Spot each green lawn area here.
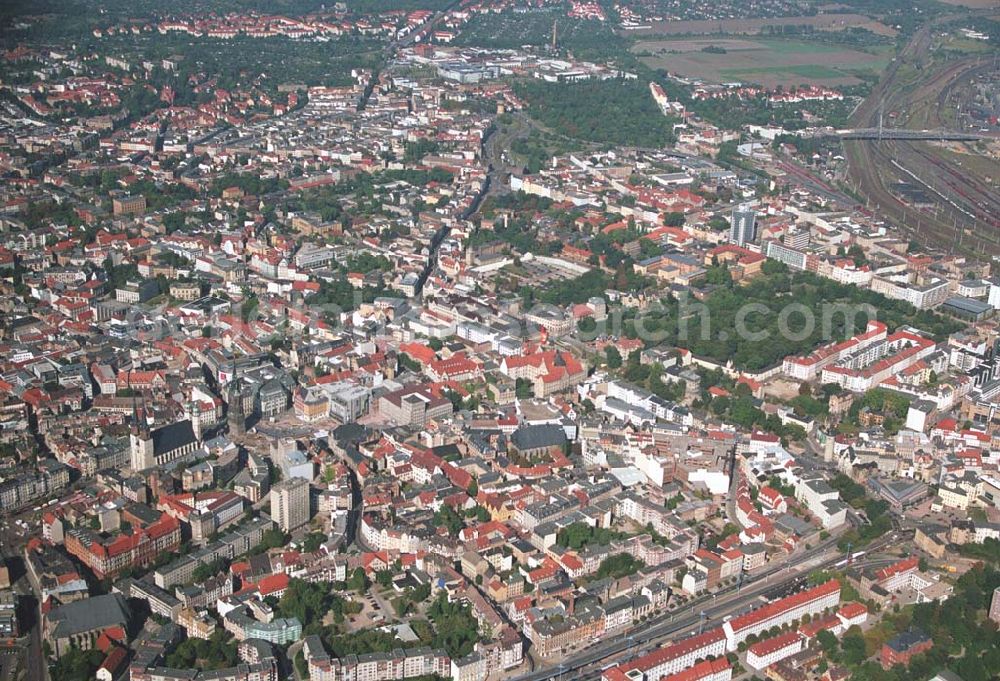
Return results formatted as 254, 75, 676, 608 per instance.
721, 64, 849, 79
636, 37, 892, 86
752, 38, 850, 54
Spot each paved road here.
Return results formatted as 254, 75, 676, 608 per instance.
724, 465, 741, 532
287, 640, 305, 681
22, 596, 42, 681
0, 546, 43, 681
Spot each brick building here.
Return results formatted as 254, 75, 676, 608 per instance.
64, 514, 182, 579
881, 629, 933, 670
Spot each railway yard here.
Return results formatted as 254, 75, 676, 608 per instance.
844, 18, 1000, 257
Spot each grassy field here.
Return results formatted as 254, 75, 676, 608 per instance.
934, 143, 1000, 183
936, 34, 997, 54
632, 38, 893, 87
934, 0, 998, 7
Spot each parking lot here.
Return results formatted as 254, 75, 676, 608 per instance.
336, 590, 391, 630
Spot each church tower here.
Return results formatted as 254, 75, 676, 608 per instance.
130, 395, 155, 471
228, 360, 247, 438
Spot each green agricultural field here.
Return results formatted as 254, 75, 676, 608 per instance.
633, 37, 893, 87
720, 64, 850, 80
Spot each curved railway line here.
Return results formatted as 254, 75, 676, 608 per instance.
844, 18, 999, 256
847, 133, 1000, 256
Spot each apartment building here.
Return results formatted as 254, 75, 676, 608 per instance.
270, 478, 311, 532
0, 459, 70, 511
723, 579, 841, 650
601, 628, 728, 681
526, 602, 605, 657
304, 634, 450, 681
745, 631, 804, 670
871, 275, 950, 310
782, 321, 887, 381
64, 514, 182, 579
820, 330, 937, 393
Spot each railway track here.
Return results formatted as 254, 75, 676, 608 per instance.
844, 40, 1000, 256
845, 133, 998, 256
900, 142, 1000, 221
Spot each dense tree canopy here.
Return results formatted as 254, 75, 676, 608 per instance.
595, 553, 645, 580
164, 631, 239, 670
51, 649, 105, 681
277, 578, 360, 626
624, 267, 964, 372
823, 565, 1000, 681
557, 522, 632, 550
516, 78, 677, 148
426, 593, 480, 658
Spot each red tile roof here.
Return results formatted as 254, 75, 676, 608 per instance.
661, 658, 731, 681
253, 572, 289, 596
728, 579, 840, 635
399, 342, 436, 365
616, 628, 727, 676
748, 630, 802, 657
838, 601, 868, 620
875, 557, 918, 582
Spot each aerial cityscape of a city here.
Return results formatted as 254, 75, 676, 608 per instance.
0, 0, 998, 681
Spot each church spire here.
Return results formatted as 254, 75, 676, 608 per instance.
129, 368, 154, 471
228, 356, 246, 438
138, 395, 151, 438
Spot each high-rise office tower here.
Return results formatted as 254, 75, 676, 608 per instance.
730, 204, 757, 246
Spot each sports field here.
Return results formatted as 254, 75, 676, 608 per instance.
632, 38, 893, 88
